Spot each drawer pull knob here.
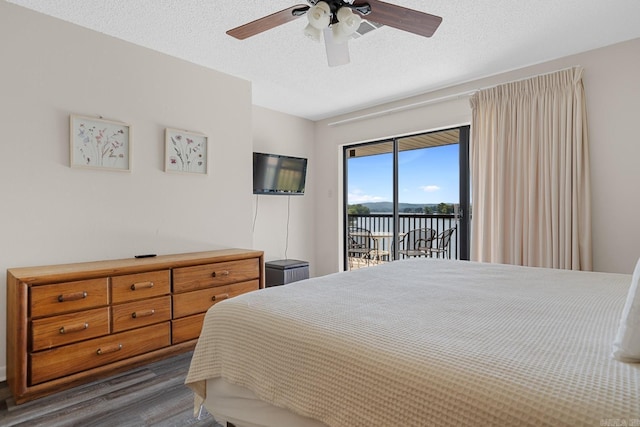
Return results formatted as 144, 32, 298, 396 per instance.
59, 322, 89, 334
130, 281, 154, 291
132, 309, 155, 319
212, 293, 229, 302
212, 270, 230, 278
97, 343, 122, 355
57, 291, 88, 303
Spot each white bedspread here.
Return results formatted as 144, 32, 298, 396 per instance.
186, 259, 640, 426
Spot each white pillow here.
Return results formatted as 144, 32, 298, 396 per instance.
612, 257, 640, 362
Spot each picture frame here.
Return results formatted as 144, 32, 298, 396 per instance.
70, 115, 131, 171
164, 128, 208, 174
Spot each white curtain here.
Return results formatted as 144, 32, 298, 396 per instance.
470, 67, 592, 270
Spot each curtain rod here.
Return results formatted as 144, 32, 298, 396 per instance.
327, 91, 474, 127
327, 66, 579, 127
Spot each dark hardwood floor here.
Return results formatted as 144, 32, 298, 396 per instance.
0, 351, 224, 427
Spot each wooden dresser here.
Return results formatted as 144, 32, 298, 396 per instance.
6, 249, 264, 404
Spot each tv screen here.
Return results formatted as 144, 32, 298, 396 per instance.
253, 152, 307, 195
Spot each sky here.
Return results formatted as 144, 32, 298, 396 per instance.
347, 143, 459, 205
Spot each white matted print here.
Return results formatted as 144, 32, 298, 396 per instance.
70, 115, 131, 171
165, 128, 208, 174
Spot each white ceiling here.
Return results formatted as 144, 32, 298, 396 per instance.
7, 0, 640, 121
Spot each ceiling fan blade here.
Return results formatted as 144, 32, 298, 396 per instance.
323, 28, 350, 67
354, 0, 442, 38
227, 4, 309, 40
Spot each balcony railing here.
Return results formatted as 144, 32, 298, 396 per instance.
347, 213, 459, 266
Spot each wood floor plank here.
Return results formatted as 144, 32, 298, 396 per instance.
3, 368, 156, 414
0, 352, 223, 427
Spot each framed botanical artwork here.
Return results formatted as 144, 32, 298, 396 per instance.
164, 128, 208, 174
70, 115, 131, 171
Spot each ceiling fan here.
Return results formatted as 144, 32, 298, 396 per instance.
226, 0, 442, 67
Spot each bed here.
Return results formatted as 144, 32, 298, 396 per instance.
185, 258, 640, 426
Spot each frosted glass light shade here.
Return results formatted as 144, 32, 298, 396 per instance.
336, 7, 362, 34
304, 23, 322, 42
308, 1, 331, 29
332, 24, 349, 43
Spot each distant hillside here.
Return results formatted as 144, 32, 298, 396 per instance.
361, 202, 437, 213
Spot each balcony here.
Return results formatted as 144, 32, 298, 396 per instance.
347, 213, 459, 269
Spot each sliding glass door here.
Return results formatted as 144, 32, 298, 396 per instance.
344, 126, 470, 270
344, 140, 394, 270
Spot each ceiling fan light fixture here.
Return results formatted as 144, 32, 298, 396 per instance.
307, 1, 331, 29
226, 1, 443, 66
331, 24, 348, 44
304, 23, 322, 42
336, 7, 362, 35
336, 6, 353, 23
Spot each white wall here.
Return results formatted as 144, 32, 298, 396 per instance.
0, 3, 253, 380
251, 106, 316, 273
313, 37, 640, 277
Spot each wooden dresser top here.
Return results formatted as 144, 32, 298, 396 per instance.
7, 248, 264, 285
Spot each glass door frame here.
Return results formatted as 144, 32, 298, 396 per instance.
343, 125, 470, 270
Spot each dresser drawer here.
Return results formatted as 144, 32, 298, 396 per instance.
30, 322, 171, 385
31, 307, 110, 352
173, 280, 259, 318
111, 270, 171, 304
173, 258, 260, 292
30, 278, 109, 318
111, 296, 172, 333
172, 313, 205, 344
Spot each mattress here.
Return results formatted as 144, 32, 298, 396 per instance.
186, 258, 640, 426
204, 377, 328, 427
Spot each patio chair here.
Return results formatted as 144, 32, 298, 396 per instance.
398, 228, 436, 258
347, 227, 375, 269
426, 227, 456, 258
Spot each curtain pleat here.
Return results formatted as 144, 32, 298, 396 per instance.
470, 67, 592, 270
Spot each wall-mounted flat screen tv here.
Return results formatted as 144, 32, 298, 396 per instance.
253, 152, 307, 195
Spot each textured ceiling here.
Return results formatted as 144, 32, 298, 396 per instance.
7, 0, 640, 121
